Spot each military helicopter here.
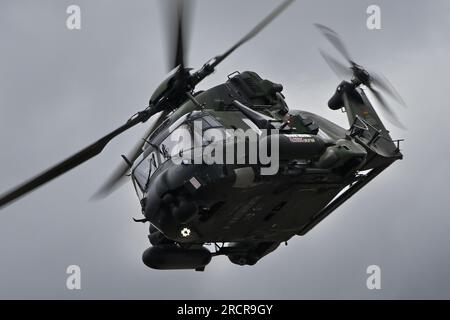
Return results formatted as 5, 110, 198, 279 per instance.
0, 0, 405, 271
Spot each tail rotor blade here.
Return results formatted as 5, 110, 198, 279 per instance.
371, 72, 407, 107
369, 87, 406, 129
315, 23, 407, 130
319, 49, 353, 80
314, 23, 354, 64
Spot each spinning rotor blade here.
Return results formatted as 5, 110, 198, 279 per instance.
206, 0, 295, 70
316, 23, 407, 129
93, 109, 170, 198
318, 49, 353, 80
369, 87, 406, 129
163, 0, 193, 71
314, 23, 354, 65
371, 72, 407, 107
0, 108, 157, 209
173, 1, 185, 70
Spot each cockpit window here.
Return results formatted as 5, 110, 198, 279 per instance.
133, 112, 227, 191
133, 152, 158, 191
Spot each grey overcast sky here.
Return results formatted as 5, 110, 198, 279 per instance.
0, 0, 449, 299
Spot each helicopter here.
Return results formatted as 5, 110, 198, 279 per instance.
0, 0, 405, 271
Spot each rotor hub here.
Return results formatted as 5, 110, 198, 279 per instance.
351, 64, 371, 87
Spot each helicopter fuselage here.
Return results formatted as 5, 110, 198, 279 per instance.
132, 71, 401, 270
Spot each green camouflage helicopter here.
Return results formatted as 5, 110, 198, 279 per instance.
0, 0, 404, 270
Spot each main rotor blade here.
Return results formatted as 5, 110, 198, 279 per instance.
93, 109, 170, 198
369, 87, 406, 129
0, 109, 154, 209
163, 0, 193, 71
210, 0, 295, 69
319, 49, 353, 80
315, 23, 354, 65
173, 0, 185, 70
371, 72, 407, 107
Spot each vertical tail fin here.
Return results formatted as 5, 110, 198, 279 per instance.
330, 82, 403, 166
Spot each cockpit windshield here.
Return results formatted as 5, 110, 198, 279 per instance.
131, 112, 226, 192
